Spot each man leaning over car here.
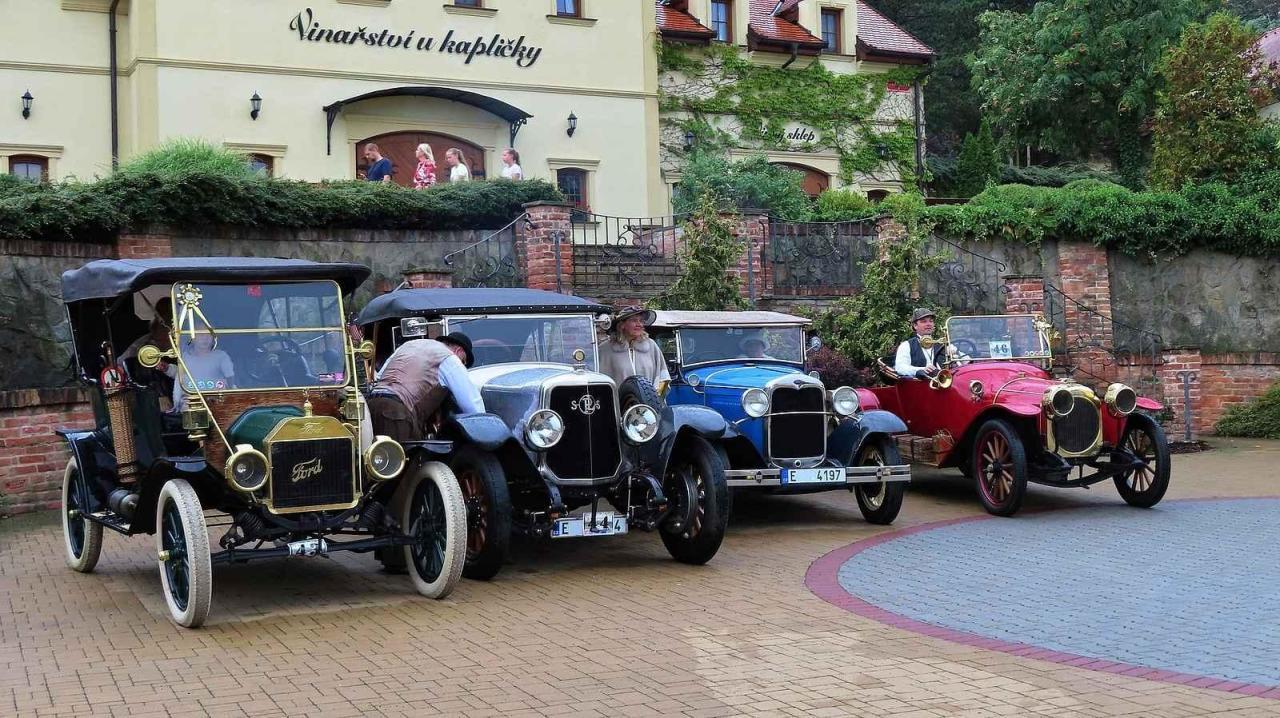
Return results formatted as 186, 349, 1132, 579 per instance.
367, 332, 484, 443
894, 308, 945, 380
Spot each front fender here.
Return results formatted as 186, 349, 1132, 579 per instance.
641, 405, 728, 477
828, 410, 908, 466
445, 413, 514, 451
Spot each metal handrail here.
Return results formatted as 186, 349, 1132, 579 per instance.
442, 213, 531, 267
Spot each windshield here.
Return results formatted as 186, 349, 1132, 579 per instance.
171, 281, 349, 394
945, 315, 1050, 361
444, 315, 599, 370
677, 326, 804, 365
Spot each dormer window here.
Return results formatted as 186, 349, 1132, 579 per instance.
711, 1, 732, 43
821, 8, 842, 53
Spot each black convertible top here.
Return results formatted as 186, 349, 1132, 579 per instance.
61, 257, 372, 303
357, 288, 611, 325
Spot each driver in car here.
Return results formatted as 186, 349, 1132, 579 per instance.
739, 332, 776, 360
173, 329, 236, 410
894, 308, 944, 380
367, 333, 484, 443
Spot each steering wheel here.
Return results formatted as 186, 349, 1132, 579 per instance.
246, 335, 307, 384
952, 339, 979, 358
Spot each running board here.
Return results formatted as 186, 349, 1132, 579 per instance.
86, 510, 132, 535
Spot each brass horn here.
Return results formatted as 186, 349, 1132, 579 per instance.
929, 368, 954, 390
918, 334, 943, 349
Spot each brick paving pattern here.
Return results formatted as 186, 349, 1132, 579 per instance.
1, 438, 1278, 716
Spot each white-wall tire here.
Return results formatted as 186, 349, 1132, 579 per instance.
155, 479, 213, 628
400, 461, 467, 599
62, 458, 103, 573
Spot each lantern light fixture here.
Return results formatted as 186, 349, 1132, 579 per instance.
21, 91, 33, 120
566, 112, 577, 137
250, 92, 262, 121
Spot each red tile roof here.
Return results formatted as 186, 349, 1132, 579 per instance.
855, 1, 934, 59
749, 0, 824, 48
656, 1, 715, 39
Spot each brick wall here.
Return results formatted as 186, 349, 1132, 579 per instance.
1003, 275, 1045, 314
116, 230, 173, 259
402, 267, 454, 289
520, 202, 573, 293
1057, 242, 1117, 384
727, 212, 767, 301
1200, 352, 1280, 433
0, 388, 92, 516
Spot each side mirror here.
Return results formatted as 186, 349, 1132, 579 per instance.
807, 336, 823, 352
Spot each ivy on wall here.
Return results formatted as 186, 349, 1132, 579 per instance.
657, 41, 923, 185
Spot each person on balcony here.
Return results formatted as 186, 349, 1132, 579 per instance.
500, 148, 523, 180
362, 143, 393, 183
894, 308, 944, 380
600, 306, 670, 393
445, 148, 471, 183
412, 144, 437, 189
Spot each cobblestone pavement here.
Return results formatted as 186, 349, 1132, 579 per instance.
1, 438, 1278, 717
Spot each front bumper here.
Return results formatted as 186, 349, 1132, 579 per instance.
725, 463, 911, 488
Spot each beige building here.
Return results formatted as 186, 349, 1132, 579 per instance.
1, 0, 929, 217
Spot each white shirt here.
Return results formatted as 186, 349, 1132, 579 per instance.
500, 163, 523, 180
450, 164, 470, 182
894, 335, 936, 378
174, 349, 235, 409
375, 348, 485, 416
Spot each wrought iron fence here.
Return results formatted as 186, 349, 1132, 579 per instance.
442, 213, 528, 288
919, 235, 1009, 315
569, 211, 688, 301
767, 218, 878, 295
1043, 283, 1164, 399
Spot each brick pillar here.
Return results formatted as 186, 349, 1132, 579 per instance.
117, 228, 173, 259
520, 201, 573, 294
722, 210, 767, 303
1057, 242, 1116, 383
1003, 275, 1045, 314
402, 266, 455, 289
0, 388, 94, 516
1159, 347, 1202, 441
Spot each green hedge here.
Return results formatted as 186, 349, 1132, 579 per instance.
1215, 382, 1280, 439
927, 171, 1280, 258
0, 168, 563, 243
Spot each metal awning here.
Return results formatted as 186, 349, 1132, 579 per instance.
322, 86, 534, 154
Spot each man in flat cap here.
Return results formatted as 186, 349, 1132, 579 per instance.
367, 332, 483, 443
894, 308, 944, 380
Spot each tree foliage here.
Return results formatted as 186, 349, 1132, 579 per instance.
955, 119, 1002, 197
1151, 13, 1279, 189
652, 194, 749, 312
971, 0, 1214, 185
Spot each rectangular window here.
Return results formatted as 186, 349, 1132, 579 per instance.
821, 9, 841, 52
9, 155, 47, 183
710, 1, 732, 43
556, 0, 579, 17
454, 0, 481, 6
556, 168, 588, 210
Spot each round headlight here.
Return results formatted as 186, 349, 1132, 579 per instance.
224, 444, 268, 493
365, 436, 406, 481
525, 409, 565, 450
1044, 386, 1075, 417
830, 386, 860, 417
622, 404, 660, 444
742, 388, 770, 418
1105, 383, 1138, 415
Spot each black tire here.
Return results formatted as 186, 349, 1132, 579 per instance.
660, 436, 730, 565
1113, 414, 1171, 508
450, 446, 513, 580
619, 376, 666, 412
853, 437, 906, 525
971, 419, 1028, 517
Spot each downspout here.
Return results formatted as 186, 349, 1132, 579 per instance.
109, 0, 122, 169
780, 42, 800, 69
912, 68, 930, 194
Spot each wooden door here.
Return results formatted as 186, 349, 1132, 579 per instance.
355, 132, 486, 187
775, 162, 830, 197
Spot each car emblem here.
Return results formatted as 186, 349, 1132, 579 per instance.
290, 457, 323, 483
571, 394, 600, 415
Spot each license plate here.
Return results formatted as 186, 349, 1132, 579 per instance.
287, 538, 326, 557
781, 467, 846, 485
551, 512, 628, 539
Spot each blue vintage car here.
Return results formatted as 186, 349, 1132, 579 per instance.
647, 311, 911, 524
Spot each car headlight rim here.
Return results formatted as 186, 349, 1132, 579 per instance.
1044, 386, 1075, 417
622, 403, 660, 444
741, 388, 770, 419
1105, 383, 1138, 416
224, 444, 269, 493
364, 435, 406, 481
525, 409, 565, 450
830, 386, 860, 417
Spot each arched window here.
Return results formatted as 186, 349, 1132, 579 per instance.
9, 155, 48, 183
247, 154, 273, 177
773, 162, 829, 198
867, 189, 890, 203
556, 168, 589, 209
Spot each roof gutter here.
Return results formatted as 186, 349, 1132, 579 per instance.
108, 0, 121, 170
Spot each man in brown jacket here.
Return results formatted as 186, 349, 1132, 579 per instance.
367, 333, 483, 443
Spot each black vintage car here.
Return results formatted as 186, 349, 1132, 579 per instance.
58, 258, 468, 627
356, 288, 733, 578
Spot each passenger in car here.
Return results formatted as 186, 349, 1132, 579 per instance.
173, 330, 236, 409
367, 333, 484, 443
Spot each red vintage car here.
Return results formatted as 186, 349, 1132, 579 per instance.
866, 314, 1170, 516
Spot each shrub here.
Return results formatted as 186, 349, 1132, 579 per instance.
118, 138, 259, 178
955, 119, 1001, 197
814, 188, 876, 221
806, 346, 877, 387
673, 154, 812, 220
651, 193, 749, 311
1215, 382, 1280, 439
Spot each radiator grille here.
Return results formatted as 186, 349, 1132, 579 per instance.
546, 384, 621, 480
268, 437, 356, 512
1053, 401, 1101, 455
769, 386, 826, 460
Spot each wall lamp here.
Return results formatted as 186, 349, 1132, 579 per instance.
566, 112, 577, 137
250, 92, 262, 121
21, 91, 33, 120
683, 129, 696, 151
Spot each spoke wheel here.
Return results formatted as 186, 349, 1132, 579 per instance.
155, 479, 212, 628
450, 446, 511, 581
400, 461, 466, 599
854, 437, 906, 525
972, 419, 1028, 517
660, 436, 730, 565
1113, 414, 1171, 508
61, 459, 102, 573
